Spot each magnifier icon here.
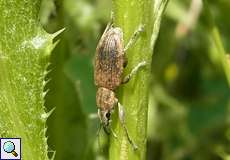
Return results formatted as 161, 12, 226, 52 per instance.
3, 141, 18, 157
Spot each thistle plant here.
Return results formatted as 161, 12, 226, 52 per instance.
0, 1, 63, 159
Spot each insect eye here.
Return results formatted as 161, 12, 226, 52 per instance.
105, 112, 111, 118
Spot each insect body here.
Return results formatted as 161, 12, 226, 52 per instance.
94, 22, 146, 149
95, 26, 125, 90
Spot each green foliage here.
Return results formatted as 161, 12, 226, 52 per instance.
1, 0, 230, 159
43, 0, 108, 159
149, 0, 230, 159
0, 0, 60, 159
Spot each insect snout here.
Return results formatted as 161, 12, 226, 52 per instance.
99, 109, 112, 134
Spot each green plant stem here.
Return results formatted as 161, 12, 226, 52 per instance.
211, 27, 230, 86
110, 0, 168, 159
0, 1, 59, 159
203, 0, 230, 87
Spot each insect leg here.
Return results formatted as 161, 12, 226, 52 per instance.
96, 118, 103, 152
101, 22, 113, 38
124, 24, 145, 52
97, 123, 102, 136
118, 102, 138, 150
122, 61, 147, 84
110, 11, 115, 22
109, 109, 118, 138
96, 109, 103, 136
110, 125, 118, 138
101, 11, 115, 37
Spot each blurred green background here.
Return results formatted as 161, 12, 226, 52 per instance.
40, 0, 230, 159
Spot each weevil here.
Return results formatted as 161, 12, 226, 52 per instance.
94, 21, 146, 149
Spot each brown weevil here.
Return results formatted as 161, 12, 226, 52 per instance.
94, 20, 146, 150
